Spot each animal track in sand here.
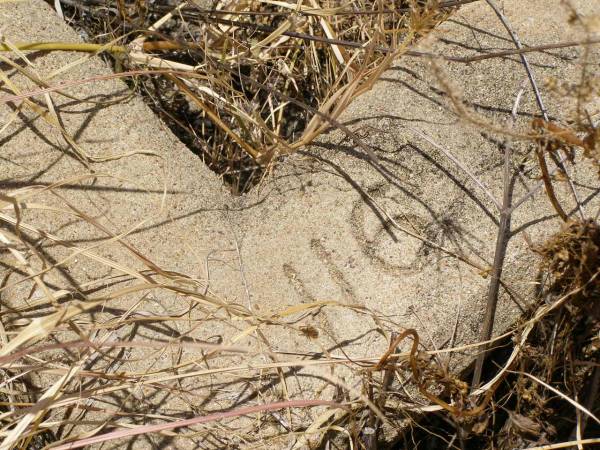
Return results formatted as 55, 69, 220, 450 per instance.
351, 183, 432, 276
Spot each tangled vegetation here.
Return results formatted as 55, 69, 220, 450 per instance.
58, 0, 452, 192
0, 0, 598, 449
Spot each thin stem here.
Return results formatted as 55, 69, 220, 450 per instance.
471, 143, 512, 388
508, 152, 571, 215
484, 0, 586, 220
471, 0, 590, 388
438, 37, 600, 63
484, 0, 548, 119
0, 42, 127, 53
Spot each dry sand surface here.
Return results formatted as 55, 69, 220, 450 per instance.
1, 0, 599, 447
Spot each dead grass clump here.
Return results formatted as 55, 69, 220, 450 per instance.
0, 191, 337, 448
381, 219, 600, 449
539, 218, 600, 300
500, 219, 600, 448
369, 2, 600, 445
2, 0, 599, 448
59, 0, 451, 192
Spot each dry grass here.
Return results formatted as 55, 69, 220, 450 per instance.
52, 0, 453, 192
0, 0, 599, 449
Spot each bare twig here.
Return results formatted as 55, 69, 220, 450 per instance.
471, 142, 513, 388
484, 0, 586, 220
365, 331, 400, 450
470, 0, 590, 389
439, 37, 600, 63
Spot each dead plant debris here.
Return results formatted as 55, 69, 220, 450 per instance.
57, 0, 451, 193
1, 1, 598, 449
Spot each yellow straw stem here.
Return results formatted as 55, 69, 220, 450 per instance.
0, 42, 127, 54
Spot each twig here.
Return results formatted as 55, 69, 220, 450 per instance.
471, 0, 589, 389
484, 0, 586, 220
525, 439, 600, 450
365, 332, 400, 450
438, 37, 600, 63
511, 78, 528, 120
471, 142, 512, 389
0, 41, 127, 53
516, 371, 600, 425
484, 0, 548, 118
378, 333, 401, 411
536, 145, 569, 221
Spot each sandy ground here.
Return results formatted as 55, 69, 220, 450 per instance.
0, 0, 598, 447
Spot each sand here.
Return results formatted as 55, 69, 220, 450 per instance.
0, 0, 598, 447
